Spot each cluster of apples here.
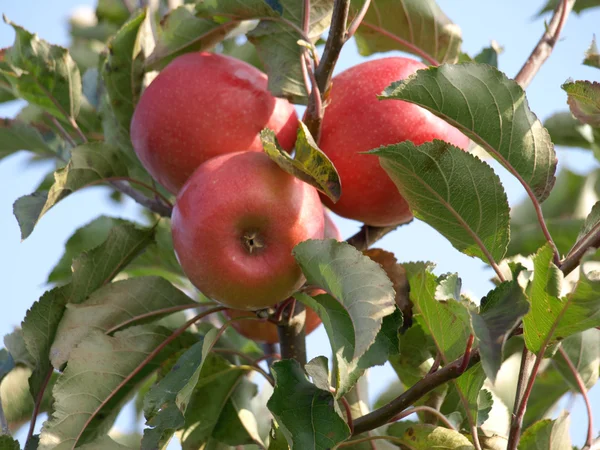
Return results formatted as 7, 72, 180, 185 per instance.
130, 52, 468, 342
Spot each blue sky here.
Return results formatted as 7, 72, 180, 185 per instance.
0, 0, 599, 447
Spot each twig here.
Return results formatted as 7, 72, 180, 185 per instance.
558, 346, 594, 449
339, 396, 355, 434
346, 224, 402, 251
109, 180, 173, 217
458, 335, 475, 374
427, 352, 442, 375
346, 0, 371, 40
102, 177, 173, 209
560, 222, 600, 276
352, 349, 480, 435
514, 0, 575, 89
105, 302, 208, 334
25, 369, 53, 445
389, 405, 456, 431
337, 435, 407, 448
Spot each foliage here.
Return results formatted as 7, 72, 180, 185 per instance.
1, 0, 600, 449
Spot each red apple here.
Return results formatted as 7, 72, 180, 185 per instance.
324, 210, 342, 240
131, 52, 298, 194
223, 303, 322, 344
319, 57, 470, 226
172, 151, 324, 310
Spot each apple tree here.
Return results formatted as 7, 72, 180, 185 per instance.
1, 0, 600, 449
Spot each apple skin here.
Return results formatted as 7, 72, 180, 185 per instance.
171, 151, 324, 310
131, 52, 298, 194
319, 57, 470, 226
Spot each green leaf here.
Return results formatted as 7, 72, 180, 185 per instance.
387, 423, 474, 449
142, 330, 219, 449
537, 0, 600, 15
3, 329, 35, 368
50, 276, 196, 368
145, 5, 238, 70
0, 120, 56, 162
584, 36, 600, 69
0, 436, 20, 450
96, 0, 130, 26
380, 63, 557, 203
441, 363, 491, 429
179, 354, 263, 449
522, 366, 569, 430
406, 263, 472, 364
268, 421, 290, 450
77, 435, 135, 450
267, 360, 351, 449
553, 329, 600, 390
13, 143, 129, 240
577, 200, 600, 242
195, 0, 333, 103
471, 277, 529, 382
563, 80, 600, 127
293, 240, 396, 361
0, 366, 56, 434
21, 222, 154, 400
261, 124, 341, 202
0, 349, 14, 384
518, 412, 572, 450
39, 325, 178, 450
350, 0, 462, 64
373, 140, 510, 263
390, 321, 438, 389
2, 17, 81, 121
544, 112, 597, 150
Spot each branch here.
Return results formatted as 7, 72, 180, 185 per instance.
352, 349, 480, 436
558, 346, 594, 449
514, 0, 575, 88
390, 405, 456, 431
560, 222, 600, 276
109, 180, 173, 217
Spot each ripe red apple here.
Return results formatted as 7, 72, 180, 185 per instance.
131, 52, 298, 194
319, 57, 470, 226
324, 210, 342, 241
172, 151, 324, 310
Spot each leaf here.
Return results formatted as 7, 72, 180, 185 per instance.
563, 80, 600, 127
195, 0, 333, 103
2, 17, 81, 121
350, 0, 462, 64
261, 124, 341, 202
577, 200, 600, 242
0, 366, 56, 433
267, 360, 351, 449
373, 140, 510, 264
179, 354, 263, 449
522, 366, 569, 430
0, 120, 56, 161
0, 436, 20, 450
471, 277, 529, 382
441, 363, 491, 429
3, 329, 35, 368
13, 143, 129, 239
543, 112, 596, 151
293, 240, 396, 361
405, 263, 472, 364
537, 0, 600, 16
380, 63, 557, 203
524, 246, 600, 352
50, 276, 196, 368
21, 222, 154, 399
103, 10, 148, 134
96, 0, 130, 26
77, 436, 135, 450
39, 325, 179, 450
518, 412, 572, 450
305, 356, 331, 392
145, 5, 239, 70
584, 36, 600, 69
553, 329, 600, 390
387, 423, 474, 449
0, 349, 14, 383
142, 330, 219, 449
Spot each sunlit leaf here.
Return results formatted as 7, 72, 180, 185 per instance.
519, 412, 572, 450
584, 36, 600, 69
563, 80, 600, 127
381, 63, 556, 203
553, 329, 600, 390
387, 422, 474, 449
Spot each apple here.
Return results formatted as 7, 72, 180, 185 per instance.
223, 303, 322, 344
319, 57, 470, 226
222, 211, 342, 342
171, 151, 324, 310
131, 52, 298, 194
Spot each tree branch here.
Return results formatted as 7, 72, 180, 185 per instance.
514, 0, 575, 88
352, 349, 480, 436
109, 180, 173, 217
560, 222, 600, 276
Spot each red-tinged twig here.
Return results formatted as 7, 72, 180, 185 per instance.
427, 352, 442, 375
459, 335, 475, 374
25, 369, 53, 445
105, 302, 211, 335
514, 0, 575, 89
558, 346, 594, 449
561, 222, 600, 276
255, 352, 281, 364
101, 177, 173, 209
340, 396, 355, 435
72, 306, 226, 448
345, 0, 371, 40
389, 405, 457, 431
357, 22, 440, 66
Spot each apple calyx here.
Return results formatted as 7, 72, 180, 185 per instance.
242, 229, 266, 254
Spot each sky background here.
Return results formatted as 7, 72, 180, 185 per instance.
0, 0, 599, 447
